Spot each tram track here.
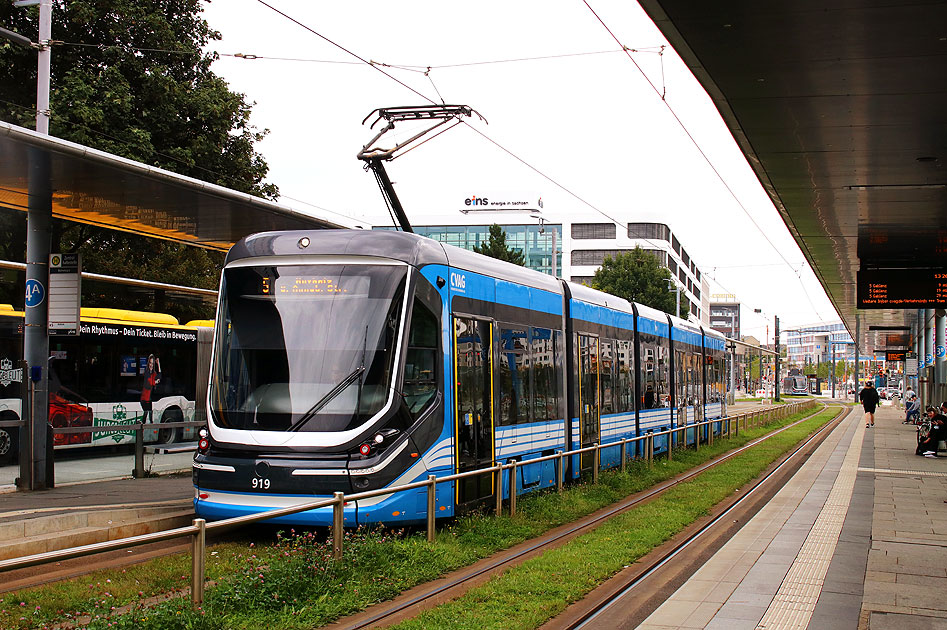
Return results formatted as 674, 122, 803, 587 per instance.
329, 403, 842, 630
548, 403, 851, 630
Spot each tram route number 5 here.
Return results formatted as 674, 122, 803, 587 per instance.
252, 477, 271, 490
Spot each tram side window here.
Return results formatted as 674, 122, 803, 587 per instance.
707, 348, 725, 402
600, 339, 614, 415
530, 327, 558, 423
639, 332, 669, 408
615, 339, 634, 413
498, 326, 530, 425
675, 348, 688, 406
403, 299, 439, 417
688, 349, 701, 404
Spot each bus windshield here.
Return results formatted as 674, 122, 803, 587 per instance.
210, 263, 407, 433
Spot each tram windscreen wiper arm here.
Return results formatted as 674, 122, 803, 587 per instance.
287, 365, 366, 432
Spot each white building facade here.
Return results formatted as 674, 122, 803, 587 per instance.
375, 217, 710, 325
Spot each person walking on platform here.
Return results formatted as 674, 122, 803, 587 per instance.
859, 380, 880, 428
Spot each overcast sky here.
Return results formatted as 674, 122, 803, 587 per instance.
200, 0, 839, 341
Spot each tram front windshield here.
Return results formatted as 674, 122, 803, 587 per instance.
210, 264, 407, 433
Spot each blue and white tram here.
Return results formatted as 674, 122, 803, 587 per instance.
193, 230, 727, 526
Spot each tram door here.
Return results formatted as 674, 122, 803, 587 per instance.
454, 317, 495, 505
577, 334, 601, 471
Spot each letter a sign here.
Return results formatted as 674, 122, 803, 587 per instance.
25, 278, 45, 308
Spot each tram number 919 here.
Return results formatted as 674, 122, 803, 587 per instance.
251, 477, 271, 490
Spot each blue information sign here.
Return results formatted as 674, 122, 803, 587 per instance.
937, 345, 946, 359
24, 278, 45, 307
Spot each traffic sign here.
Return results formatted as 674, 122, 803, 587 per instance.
24, 278, 45, 307
48, 253, 81, 335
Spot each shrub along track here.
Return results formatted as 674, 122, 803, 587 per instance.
329, 403, 843, 630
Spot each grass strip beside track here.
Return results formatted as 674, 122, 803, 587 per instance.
393, 408, 839, 630
0, 404, 827, 629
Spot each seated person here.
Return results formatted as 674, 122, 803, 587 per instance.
917, 408, 947, 457
904, 395, 921, 424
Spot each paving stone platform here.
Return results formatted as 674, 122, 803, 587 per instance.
637, 402, 947, 630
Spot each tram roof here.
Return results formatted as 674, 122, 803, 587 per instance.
0, 121, 345, 251
638, 0, 947, 354
229, 229, 565, 293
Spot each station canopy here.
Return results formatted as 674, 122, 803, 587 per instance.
0, 121, 345, 251
639, 1, 947, 355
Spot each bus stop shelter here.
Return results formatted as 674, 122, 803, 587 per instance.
0, 121, 346, 489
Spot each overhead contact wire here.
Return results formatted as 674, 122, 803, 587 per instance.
582, 1, 827, 321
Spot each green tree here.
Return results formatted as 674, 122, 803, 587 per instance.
591, 247, 676, 315
0, 1, 277, 320
473, 224, 526, 266
0, 0, 277, 199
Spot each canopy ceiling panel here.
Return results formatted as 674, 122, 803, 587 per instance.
638, 0, 947, 353
0, 122, 344, 251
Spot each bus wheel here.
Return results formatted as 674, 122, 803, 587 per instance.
0, 427, 16, 465
158, 409, 182, 445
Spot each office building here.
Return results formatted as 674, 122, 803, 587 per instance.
374, 220, 709, 324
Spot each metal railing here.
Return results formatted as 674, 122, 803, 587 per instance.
52, 421, 206, 478
0, 400, 815, 608
3, 417, 205, 479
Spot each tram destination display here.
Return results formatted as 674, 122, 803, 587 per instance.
857, 269, 947, 308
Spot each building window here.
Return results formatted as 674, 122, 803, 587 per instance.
668, 259, 677, 274
695, 269, 701, 282
627, 223, 670, 242
572, 223, 616, 240
671, 235, 681, 254
571, 249, 625, 266
679, 269, 686, 283
681, 249, 690, 266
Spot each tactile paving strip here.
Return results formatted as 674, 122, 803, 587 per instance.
755, 420, 864, 630
857, 467, 947, 477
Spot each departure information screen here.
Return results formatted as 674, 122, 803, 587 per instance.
886, 350, 907, 362
857, 269, 947, 308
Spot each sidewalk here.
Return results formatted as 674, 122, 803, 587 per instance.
636, 404, 947, 629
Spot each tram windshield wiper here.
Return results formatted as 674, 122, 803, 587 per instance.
287, 365, 366, 432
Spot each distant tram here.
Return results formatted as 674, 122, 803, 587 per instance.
0, 306, 212, 463
193, 230, 727, 526
782, 372, 808, 396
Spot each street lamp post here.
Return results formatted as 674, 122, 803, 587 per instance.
667, 280, 681, 319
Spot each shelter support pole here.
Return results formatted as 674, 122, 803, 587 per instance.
22, 0, 53, 491
24, 149, 51, 491
854, 314, 860, 398
936, 310, 945, 404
